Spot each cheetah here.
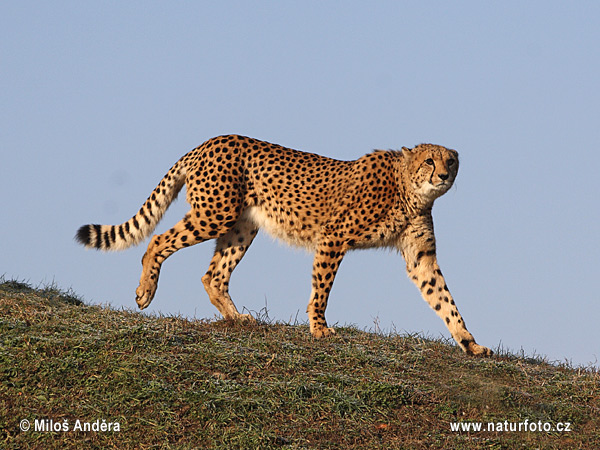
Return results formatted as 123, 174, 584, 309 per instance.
76, 134, 491, 356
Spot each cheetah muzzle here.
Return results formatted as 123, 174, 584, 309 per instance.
76, 135, 492, 356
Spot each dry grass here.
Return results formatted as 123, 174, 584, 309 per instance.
1, 278, 598, 449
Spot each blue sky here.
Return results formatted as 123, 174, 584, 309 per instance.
2, 1, 599, 367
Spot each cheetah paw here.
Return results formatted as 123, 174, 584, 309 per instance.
237, 313, 256, 324
466, 342, 493, 357
311, 326, 336, 339
135, 284, 156, 310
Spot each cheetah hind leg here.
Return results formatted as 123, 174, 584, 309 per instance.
136, 213, 206, 309
201, 219, 258, 323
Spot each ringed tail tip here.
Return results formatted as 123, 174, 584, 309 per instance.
75, 224, 100, 249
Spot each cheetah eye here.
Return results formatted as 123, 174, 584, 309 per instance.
425, 158, 434, 166
447, 158, 455, 166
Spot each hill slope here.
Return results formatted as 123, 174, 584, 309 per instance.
0, 279, 598, 449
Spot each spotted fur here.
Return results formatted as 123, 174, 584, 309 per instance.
76, 134, 491, 356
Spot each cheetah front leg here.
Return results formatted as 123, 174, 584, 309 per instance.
306, 241, 347, 338
400, 224, 492, 356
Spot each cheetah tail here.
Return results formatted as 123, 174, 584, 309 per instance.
75, 159, 187, 251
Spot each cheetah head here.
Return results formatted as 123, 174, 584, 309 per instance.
405, 144, 459, 201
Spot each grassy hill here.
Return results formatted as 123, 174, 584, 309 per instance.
1, 279, 598, 449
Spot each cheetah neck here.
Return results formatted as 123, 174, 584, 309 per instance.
393, 160, 434, 218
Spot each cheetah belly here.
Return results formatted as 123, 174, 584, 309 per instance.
244, 206, 318, 251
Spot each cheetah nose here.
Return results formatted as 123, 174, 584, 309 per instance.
439, 173, 449, 181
